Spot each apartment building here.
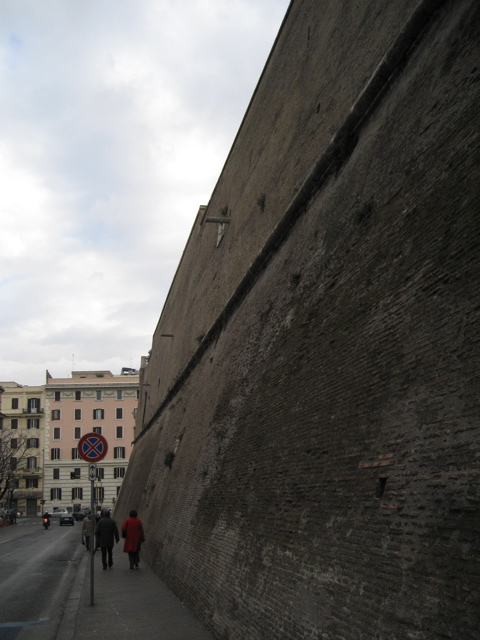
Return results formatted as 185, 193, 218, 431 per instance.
43, 370, 139, 514
0, 381, 45, 516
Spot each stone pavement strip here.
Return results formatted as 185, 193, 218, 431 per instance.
57, 544, 215, 640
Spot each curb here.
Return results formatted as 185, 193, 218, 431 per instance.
55, 548, 88, 640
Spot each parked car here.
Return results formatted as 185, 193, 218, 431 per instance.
73, 508, 90, 521
59, 513, 75, 526
51, 509, 69, 518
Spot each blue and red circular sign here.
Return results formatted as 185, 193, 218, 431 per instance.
78, 433, 108, 462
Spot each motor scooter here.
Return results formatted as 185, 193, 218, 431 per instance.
43, 516, 50, 530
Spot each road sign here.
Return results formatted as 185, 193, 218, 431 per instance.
78, 433, 108, 462
89, 463, 97, 481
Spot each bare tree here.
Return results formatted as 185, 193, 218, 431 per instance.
0, 429, 32, 504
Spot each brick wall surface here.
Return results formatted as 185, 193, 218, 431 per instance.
143, 0, 420, 419
117, 1, 480, 638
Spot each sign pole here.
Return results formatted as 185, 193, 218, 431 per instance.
89, 463, 97, 606
77, 434, 108, 608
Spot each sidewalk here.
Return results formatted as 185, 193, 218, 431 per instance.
57, 543, 215, 640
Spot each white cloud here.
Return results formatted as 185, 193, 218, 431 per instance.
0, 0, 290, 385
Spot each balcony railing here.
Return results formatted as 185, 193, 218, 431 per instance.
22, 408, 44, 415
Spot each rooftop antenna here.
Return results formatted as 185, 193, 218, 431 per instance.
72, 354, 75, 374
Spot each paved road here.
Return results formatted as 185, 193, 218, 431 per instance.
0, 517, 82, 640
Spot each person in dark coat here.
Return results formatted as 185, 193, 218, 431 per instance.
121, 510, 145, 569
95, 511, 119, 569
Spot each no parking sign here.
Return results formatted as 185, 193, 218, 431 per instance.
78, 433, 108, 462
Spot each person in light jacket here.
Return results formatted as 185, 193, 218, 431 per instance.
121, 509, 145, 569
81, 513, 92, 551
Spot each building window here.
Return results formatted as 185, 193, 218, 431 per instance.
116, 390, 123, 400
53, 468, 60, 479
51, 409, 61, 421
74, 409, 82, 421
116, 486, 121, 496
11, 439, 18, 449
93, 426, 102, 435
72, 448, 80, 460
27, 438, 39, 448
96, 467, 105, 480
72, 487, 83, 500
11, 398, 19, 409
54, 391, 61, 401
73, 427, 81, 440
27, 456, 37, 469
10, 458, 17, 470
11, 419, 18, 429
114, 467, 125, 479
114, 447, 125, 459
51, 448, 61, 460
115, 408, 123, 420
53, 427, 61, 440
27, 398, 40, 413
27, 418, 40, 429
51, 488, 62, 500
96, 390, 102, 401
75, 390, 81, 401
93, 409, 104, 420
26, 478, 38, 488
116, 426, 123, 439
94, 487, 104, 501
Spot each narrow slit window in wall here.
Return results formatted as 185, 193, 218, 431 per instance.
376, 477, 387, 499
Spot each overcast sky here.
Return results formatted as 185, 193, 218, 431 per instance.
0, 0, 290, 386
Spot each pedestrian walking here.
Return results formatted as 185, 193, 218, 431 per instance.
94, 510, 102, 550
121, 510, 145, 570
81, 513, 92, 551
95, 510, 119, 569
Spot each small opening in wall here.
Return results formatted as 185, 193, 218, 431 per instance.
376, 477, 387, 499
164, 451, 175, 468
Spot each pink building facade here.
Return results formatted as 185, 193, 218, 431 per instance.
43, 370, 139, 513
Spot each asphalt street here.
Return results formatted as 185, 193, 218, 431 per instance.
0, 517, 82, 640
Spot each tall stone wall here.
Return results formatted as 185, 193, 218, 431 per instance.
116, 1, 480, 638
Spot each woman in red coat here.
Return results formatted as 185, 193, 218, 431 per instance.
121, 509, 145, 569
